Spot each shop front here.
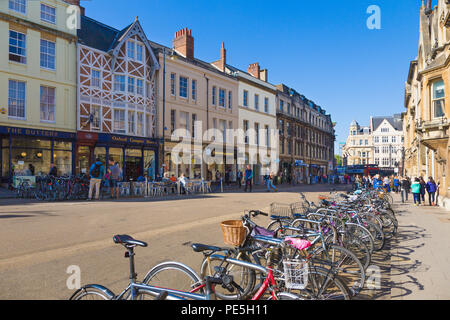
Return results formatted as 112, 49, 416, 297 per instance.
0, 125, 76, 186
75, 131, 159, 182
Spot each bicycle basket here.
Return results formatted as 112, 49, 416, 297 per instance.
270, 202, 293, 218
283, 259, 309, 290
290, 202, 308, 215
220, 220, 246, 247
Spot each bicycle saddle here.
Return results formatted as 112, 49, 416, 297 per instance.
113, 234, 148, 247
191, 243, 223, 253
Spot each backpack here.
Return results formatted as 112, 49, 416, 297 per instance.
91, 163, 101, 178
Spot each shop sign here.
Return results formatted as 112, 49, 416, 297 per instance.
98, 133, 158, 148
0, 126, 76, 139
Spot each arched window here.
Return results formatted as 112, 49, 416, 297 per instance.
432, 80, 445, 118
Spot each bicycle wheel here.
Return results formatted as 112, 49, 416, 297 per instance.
70, 286, 113, 300
308, 244, 365, 297
343, 223, 374, 254
363, 221, 385, 251
340, 234, 371, 270
200, 252, 256, 300
293, 266, 351, 300
143, 262, 203, 299
378, 211, 398, 239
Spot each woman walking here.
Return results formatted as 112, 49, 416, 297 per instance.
426, 177, 437, 206
411, 178, 422, 206
419, 177, 427, 206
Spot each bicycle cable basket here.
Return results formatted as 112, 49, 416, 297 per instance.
270, 202, 293, 218
282, 259, 309, 290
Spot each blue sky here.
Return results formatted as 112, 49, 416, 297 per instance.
81, 0, 421, 153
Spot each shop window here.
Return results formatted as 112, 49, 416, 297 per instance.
144, 150, 156, 179
94, 147, 107, 166
53, 150, 72, 176
108, 148, 123, 174
77, 146, 90, 174
11, 148, 51, 176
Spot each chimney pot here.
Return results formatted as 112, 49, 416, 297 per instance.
173, 27, 194, 60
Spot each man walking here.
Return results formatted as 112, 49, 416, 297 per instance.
244, 165, 253, 192
109, 159, 122, 199
88, 158, 105, 201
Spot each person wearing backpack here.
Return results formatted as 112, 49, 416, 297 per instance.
411, 178, 421, 206
88, 158, 105, 200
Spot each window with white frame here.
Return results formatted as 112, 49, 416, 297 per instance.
243, 90, 248, 107
113, 109, 126, 133
179, 111, 189, 132
264, 97, 269, 113
255, 122, 260, 145
91, 69, 101, 88
114, 75, 126, 92
40, 86, 55, 122
212, 86, 217, 105
192, 80, 197, 101
228, 91, 232, 109
9, 30, 26, 64
219, 89, 225, 107
136, 79, 144, 96
137, 112, 144, 136
179, 76, 188, 98
254, 94, 259, 111
170, 73, 176, 95
40, 4, 56, 24
374, 136, 379, 143
136, 43, 144, 62
127, 41, 135, 59
91, 105, 101, 130
40, 39, 56, 70
8, 80, 26, 119
128, 77, 135, 94
265, 125, 270, 147
432, 80, 445, 118
192, 114, 197, 138
128, 111, 135, 134
9, 0, 26, 14
146, 114, 151, 137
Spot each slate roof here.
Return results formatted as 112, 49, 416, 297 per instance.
371, 115, 403, 132
77, 15, 121, 52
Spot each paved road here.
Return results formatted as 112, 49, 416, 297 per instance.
0, 184, 348, 299
2, 185, 449, 300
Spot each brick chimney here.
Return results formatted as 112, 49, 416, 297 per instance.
173, 28, 194, 60
260, 69, 268, 82
248, 63, 260, 79
65, 0, 85, 15
212, 42, 226, 72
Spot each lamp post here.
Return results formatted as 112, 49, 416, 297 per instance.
161, 47, 166, 176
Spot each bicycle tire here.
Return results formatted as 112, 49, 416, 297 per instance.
307, 244, 365, 297
363, 220, 385, 251
200, 252, 256, 300
142, 261, 203, 299
343, 223, 375, 254
288, 265, 351, 300
69, 285, 114, 300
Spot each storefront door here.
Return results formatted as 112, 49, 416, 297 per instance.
125, 148, 142, 181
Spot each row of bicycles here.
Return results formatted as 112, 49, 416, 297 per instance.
16, 175, 90, 201
70, 188, 397, 300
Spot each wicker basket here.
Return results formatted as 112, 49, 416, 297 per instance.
220, 220, 246, 247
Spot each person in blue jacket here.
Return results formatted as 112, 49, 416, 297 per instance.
426, 177, 437, 206
88, 158, 105, 200
244, 165, 253, 192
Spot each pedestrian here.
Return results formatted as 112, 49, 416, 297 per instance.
237, 169, 243, 189
419, 176, 426, 205
49, 163, 58, 177
109, 159, 122, 199
411, 178, 422, 206
88, 158, 105, 201
178, 173, 187, 194
393, 176, 400, 193
426, 176, 437, 206
28, 163, 35, 176
383, 176, 390, 192
266, 171, 278, 192
244, 165, 253, 192
400, 176, 410, 203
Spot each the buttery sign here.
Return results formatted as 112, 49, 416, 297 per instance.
0, 125, 76, 139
